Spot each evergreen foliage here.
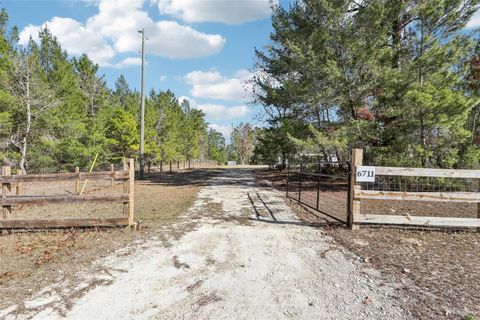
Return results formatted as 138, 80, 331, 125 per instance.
252, 0, 480, 168
0, 8, 226, 172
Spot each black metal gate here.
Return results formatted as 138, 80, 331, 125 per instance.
286, 161, 351, 224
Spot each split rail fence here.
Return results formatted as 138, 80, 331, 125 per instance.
0, 159, 134, 229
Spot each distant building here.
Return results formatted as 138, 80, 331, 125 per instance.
227, 161, 237, 166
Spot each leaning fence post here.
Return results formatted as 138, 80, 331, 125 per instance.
2, 166, 11, 220
75, 167, 80, 194
348, 149, 363, 229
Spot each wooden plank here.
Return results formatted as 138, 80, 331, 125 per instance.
355, 213, 480, 228
0, 217, 129, 229
0, 171, 129, 183
1, 194, 129, 206
349, 149, 363, 229
355, 190, 480, 203
374, 166, 480, 179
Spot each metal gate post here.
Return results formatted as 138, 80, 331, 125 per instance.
347, 162, 353, 228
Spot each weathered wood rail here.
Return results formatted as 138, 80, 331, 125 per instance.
349, 149, 480, 228
0, 158, 135, 229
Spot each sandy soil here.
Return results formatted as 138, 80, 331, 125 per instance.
1, 169, 411, 320
256, 168, 480, 319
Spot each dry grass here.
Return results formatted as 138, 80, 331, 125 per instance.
0, 169, 219, 310
255, 168, 480, 320
326, 227, 480, 320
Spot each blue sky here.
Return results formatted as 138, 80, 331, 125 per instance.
1, 0, 291, 140
5, 0, 480, 141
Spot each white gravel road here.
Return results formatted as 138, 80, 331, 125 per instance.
1, 169, 412, 320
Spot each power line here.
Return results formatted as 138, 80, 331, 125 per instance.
138, 29, 146, 179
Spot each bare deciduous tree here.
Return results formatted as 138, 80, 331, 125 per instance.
7, 48, 59, 173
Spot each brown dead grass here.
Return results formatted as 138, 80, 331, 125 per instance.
255, 168, 480, 320
0, 169, 219, 310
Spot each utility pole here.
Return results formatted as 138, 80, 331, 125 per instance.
138, 29, 146, 179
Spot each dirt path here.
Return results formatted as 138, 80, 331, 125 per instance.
1, 169, 412, 320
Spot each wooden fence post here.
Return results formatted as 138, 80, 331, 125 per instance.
2, 166, 11, 220
348, 149, 363, 229
16, 169, 22, 195
169, 160, 172, 173
75, 167, 80, 194
110, 163, 115, 186
123, 159, 128, 218
127, 158, 135, 226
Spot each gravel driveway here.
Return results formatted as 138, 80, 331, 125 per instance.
2, 169, 412, 320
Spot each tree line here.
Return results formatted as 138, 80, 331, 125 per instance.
252, 0, 480, 169
0, 9, 228, 173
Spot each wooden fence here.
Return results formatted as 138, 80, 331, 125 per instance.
149, 159, 219, 174
349, 149, 480, 228
0, 159, 134, 229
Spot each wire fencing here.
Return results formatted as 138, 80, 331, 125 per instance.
286, 162, 351, 224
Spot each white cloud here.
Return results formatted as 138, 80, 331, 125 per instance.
209, 124, 232, 140
18, 0, 225, 67
185, 70, 223, 85
196, 104, 249, 120
466, 10, 480, 29
184, 69, 253, 101
157, 0, 275, 24
87, 0, 225, 59
179, 96, 249, 120
111, 57, 142, 69
19, 17, 116, 66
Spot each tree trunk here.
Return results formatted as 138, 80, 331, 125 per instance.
420, 114, 427, 167
20, 71, 31, 175
391, 17, 402, 69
